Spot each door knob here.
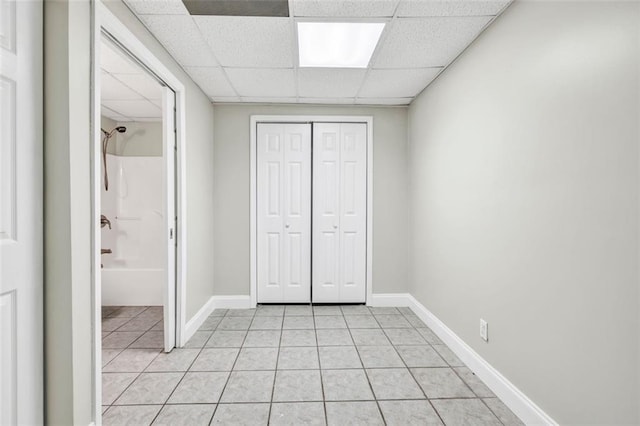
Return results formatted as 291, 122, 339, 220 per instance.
333, 224, 338, 229
285, 223, 290, 228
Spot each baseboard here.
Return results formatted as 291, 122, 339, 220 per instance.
211, 295, 252, 309
368, 293, 411, 307
181, 296, 216, 346
181, 295, 252, 346
406, 294, 557, 425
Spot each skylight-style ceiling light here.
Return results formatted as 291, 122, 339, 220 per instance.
297, 22, 385, 68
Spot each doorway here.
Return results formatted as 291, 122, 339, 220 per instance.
92, 3, 188, 421
250, 116, 374, 307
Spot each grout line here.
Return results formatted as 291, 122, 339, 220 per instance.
344, 312, 387, 425
266, 307, 285, 424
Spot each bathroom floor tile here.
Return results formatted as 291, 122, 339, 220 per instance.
153, 404, 216, 426
145, 349, 200, 372
269, 402, 326, 426
220, 371, 275, 403
190, 348, 239, 371
211, 403, 270, 425
101, 305, 520, 426
242, 330, 281, 347
357, 345, 404, 368
234, 347, 278, 370
272, 370, 323, 402
366, 368, 424, 399
325, 402, 383, 426
431, 399, 502, 426
280, 329, 317, 346
411, 367, 475, 398
167, 372, 228, 404
378, 400, 443, 425
114, 372, 182, 405
102, 405, 161, 426
206, 330, 246, 347
321, 369, 374, 401
318, 346, 362, 369
277, 347, 319, 370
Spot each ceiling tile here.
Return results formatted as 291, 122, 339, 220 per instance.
194, 16, 293, 67
102, 100, 162, 119
397, 0, 510, 17
139, 15, 219, 67
298, 68, 366, 98
112, 72, 163, 100
358, 68, 441, 98
101, 72, 142, 101
123, 0, 188, 15
240, 97, 298, 103
184, 67, 237, 97
226, 68, 296, 97
372, 16, 492, 68
101, 43, 140, 74
292, 0, 399, 17
355, 97, 413, 105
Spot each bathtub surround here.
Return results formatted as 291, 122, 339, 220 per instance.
101, 154, 164, 305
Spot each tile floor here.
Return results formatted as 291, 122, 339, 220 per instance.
101, 305, 524, 426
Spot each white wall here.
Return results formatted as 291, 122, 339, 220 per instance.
407, 1, 640, 424
44, 1, 93, 423
212, 104, 408, 297
108, 121, 163, 156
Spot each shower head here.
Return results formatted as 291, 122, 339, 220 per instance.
101, 126, 127, 137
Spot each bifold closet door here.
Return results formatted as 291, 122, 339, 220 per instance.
257, 123, 311, 303
313, 123, 367, 303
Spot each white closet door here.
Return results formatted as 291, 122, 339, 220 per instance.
257, 123, 311, 303
313, 123, 367, 303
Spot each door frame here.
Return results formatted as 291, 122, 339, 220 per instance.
90, 2, 188, 423
250, 115, 374, 308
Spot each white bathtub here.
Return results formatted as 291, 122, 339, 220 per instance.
101, 268, 164, 306
101, 155, 165, 306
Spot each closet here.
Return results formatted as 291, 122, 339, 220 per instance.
256, 121, 368, 304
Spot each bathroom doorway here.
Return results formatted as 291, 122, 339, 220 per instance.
92, 5, 188, 421
99, 34, 176, 353
96, 32, 180, 414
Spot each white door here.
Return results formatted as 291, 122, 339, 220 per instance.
313, 123, 367, 303
162, 86, 176, 352
257, 123, 311, 303
0, 0, 43, 424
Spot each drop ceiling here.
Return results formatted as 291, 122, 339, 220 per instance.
100, 39, 163, 121
123, 0, 512, 105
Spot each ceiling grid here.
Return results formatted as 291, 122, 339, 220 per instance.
123, 0, 512, 105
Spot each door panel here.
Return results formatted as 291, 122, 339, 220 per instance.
257, 123, 311, 303
0, 0, 43, 423
313, 123, 367, 303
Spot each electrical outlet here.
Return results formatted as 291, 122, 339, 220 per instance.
480, 319, 488, 342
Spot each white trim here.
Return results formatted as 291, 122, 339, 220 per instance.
212, 295, 253, 309
183, 295, 253, 344
182, 296, 216, 344
407, 294, 557, 426
249, 115, 374, 307
92, 2, 189, 423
